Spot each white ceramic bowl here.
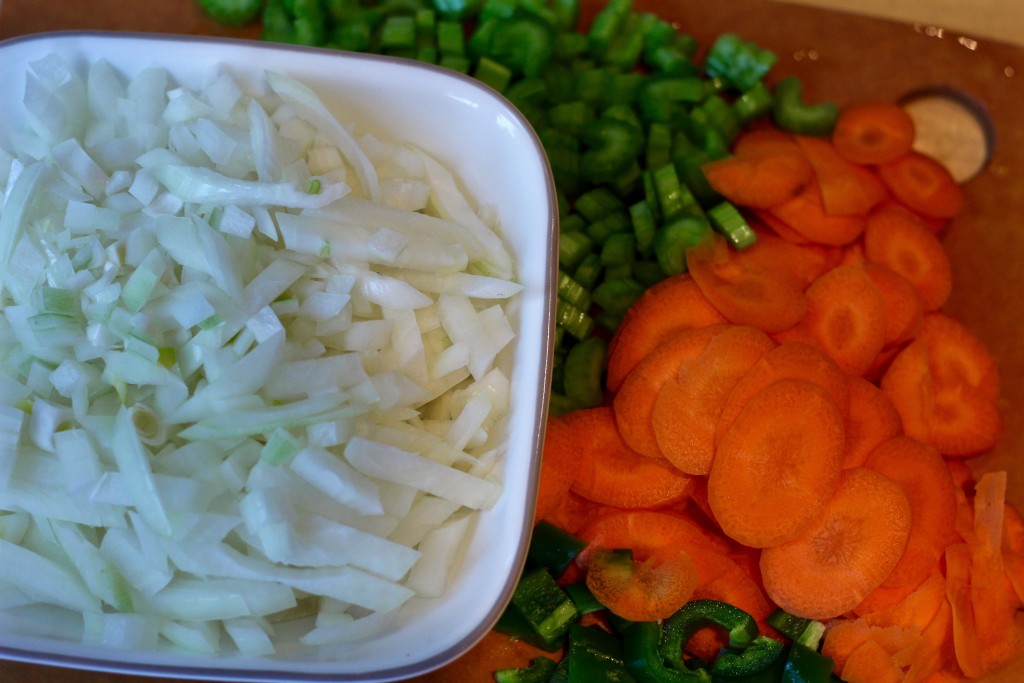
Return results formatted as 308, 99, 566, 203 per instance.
0, 31, 557, 682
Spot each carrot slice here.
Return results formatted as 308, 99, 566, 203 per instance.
860, 570, 947, 632
879, 339, 933, 441
917, 312, 1000, 401
843, 376, 903, 469
585, 546, 698, 622
863, 201, 953, 311
841, 637, 904, 683
760, 467, 912, 619
865, 437, 957, 589
565, 407, 696, 508
715, 341, 851, 445
794, 134, 888, 216
540, 490, 611, 537
652, 325, 776, 475
925, 381, 1003, 457
685, 233, 808, 333
575, 509, 731, 567
863, 262, 924, 344
606, 274, 727, 392
732, 127, 801, 158
745, 226, 843, 289
877, 150, 965, 219
822, 619, 874, 674
613, 324, 726, 458
701, 150, 813, 209
708, 379, 846, 548
945, 542, 985, 677
832, 102, 916, 165
535, 416, 582, 523
800, 264, 888, 376
903, 600, 954, 683
769, 179, 867, 246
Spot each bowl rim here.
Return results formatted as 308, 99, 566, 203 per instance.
0, 29, 559, 682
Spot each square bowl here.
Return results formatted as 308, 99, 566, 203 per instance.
0, 31, 557, 681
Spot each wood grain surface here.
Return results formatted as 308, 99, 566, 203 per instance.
1, 0, 1022, 681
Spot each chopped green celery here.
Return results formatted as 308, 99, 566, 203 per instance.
653, 216, 710, 275
433, 0, 480, 20
330, 19, 374, 52
602, 263, 632, 282
674, 152, 722, 207
555, 31, 589, 60
548, 391, 579, 417
556, 298, 594, 341
638, 77, 707, 122
550, 0, 580, 31
480, 0, 518, 21
573, 253, 603, 290
631, 260, 665, 287
708, 201, 757, 250
629, 200, 658, 257
439, 54, 471, 72
602, 103, 643, 133
548, 147, 584, 196
587, 0, 632, 57
576, 68, 612, 105
527, 520, 588, 575
605, 72, 644, 105
592, 277, 643, 316
696, 94, 741, 145
559, 230, 595, 270
576, 187, 625, 221
563, 336, 607, 407
487, 16, 556, 77
380, 15, 416, 50
733, 81, 774, 123
677, 112, 729, 158
197, 0, 264, 25
581, 117, 644, 184
549, 100, 597, 137
586, 211, 631, 245
508, 77, 550, 109
600, 232, 636, 266
467, 17, 498, 58
704, 32, 777, 92
436, 20, 465, 55
557, 269, 592, 310
645, 122, 673, 171
560, 212, 587, 233
518, 0, 560, 28
772, 76, 839, 136
604, 11, 659, 71
473, 56, 513, 92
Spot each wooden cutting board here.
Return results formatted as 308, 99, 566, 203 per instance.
1, 0, 1022, 681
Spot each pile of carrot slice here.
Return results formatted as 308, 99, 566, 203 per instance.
534, 103, 1022, 681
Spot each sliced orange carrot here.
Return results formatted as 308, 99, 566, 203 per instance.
651, 325, 776, 475
535, 416, 581, 523
708, 379, 846, 548
715, 341, 851, 444
865, 436, 957, 589
968, 471, 1020, 673
419, 629, 557, 683
843, 376, 903, 469
877, 150, 965, 219
540, 490, 611, 537
822, 619, 874, 674
585, 545, 698, 622
863, 262, 924, 344
575, 509, 731, 568
685, 233, 807, 333
917, 312, 1001, 402
832, 102, 916, 165
613, 324, 726, 458
760, 467, 912, 619
863, 201, 953, 311
879, 339, 933, 441
860, 570, 947, 632
701, 150, 813, 209
769, 179, 867, 246
945, 542, 985, 678
794, 134, 889, 216
745, 226, 844, 289
753, 206, 814, 244
863, 341, 907, 384
606, 274, 727, 392
732, 127, 801, 158
800, 263, 888, 376
925, 381, 1003, 457
841, 637, 905, 683
903, 600, 954, 683
565, 407, 696, 509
